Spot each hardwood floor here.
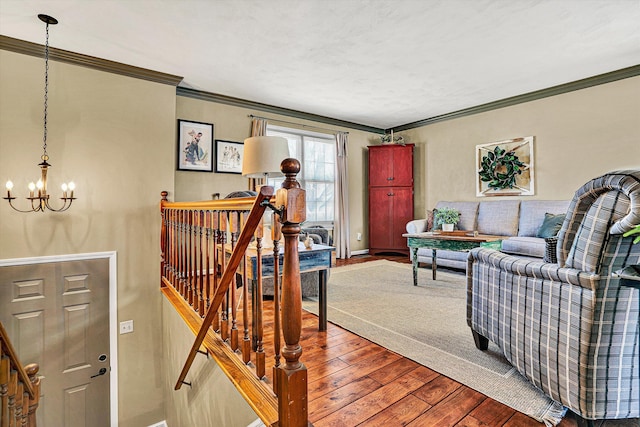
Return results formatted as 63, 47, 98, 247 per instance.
294, 253, 580, 427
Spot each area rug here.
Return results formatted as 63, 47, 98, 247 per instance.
302, 260, 565, 425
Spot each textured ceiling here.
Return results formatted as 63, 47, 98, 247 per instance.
1, 0, 639, 129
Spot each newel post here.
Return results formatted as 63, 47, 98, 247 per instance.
274, 159, 308, 427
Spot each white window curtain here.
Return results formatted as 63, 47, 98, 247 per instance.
334, 132, 351, 259
248, 118, 268, 191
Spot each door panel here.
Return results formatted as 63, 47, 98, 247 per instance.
391, 145, 414, 187
0, 258, 110, 427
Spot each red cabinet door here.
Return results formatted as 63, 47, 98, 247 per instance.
368, 146, 394, 187
368, 187, 394, 251
390, 187, 414, 249
368, 145, 413, 187
391, 145, 413, 187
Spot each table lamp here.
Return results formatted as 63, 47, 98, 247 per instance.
242, 136, 290, 182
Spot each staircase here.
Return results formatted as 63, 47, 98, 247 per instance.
0, 321, 42, 427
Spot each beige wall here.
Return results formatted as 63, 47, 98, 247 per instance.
174, 96, 379, 252
0, 50, 175, 426
400, 76, 640, 217
162, 298, 260, 426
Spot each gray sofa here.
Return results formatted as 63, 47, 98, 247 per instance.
405, 199, 570, 270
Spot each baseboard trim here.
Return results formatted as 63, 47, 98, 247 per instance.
147, 421, 168, 427
350, 249, 369, 256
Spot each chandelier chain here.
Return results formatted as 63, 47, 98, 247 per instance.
42, 21, 50, 157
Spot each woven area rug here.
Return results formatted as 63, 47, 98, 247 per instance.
302, 260, 565, 425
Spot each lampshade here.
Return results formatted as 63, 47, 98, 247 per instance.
242, 136, 290, 178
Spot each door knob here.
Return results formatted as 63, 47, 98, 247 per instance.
91, 367, 107, 378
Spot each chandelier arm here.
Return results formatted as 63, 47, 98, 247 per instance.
43, 197, 73, 212
4, 197, 44, 213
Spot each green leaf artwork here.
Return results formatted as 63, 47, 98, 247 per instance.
478, 146, 526, 190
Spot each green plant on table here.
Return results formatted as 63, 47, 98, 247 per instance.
435, 207, 460, 226
623, 224, 640, 244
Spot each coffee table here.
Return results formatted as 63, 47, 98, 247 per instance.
402, 231, 503, 285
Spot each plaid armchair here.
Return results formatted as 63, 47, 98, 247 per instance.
467, 170, 640, 422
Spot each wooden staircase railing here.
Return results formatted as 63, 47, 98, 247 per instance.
160, 159, 309, 427
0, 321, 41, 427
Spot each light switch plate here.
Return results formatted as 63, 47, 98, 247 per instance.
119, 320, 134, 334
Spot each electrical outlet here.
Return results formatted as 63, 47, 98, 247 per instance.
119, 320, 134, 334
357, 232, 362, 241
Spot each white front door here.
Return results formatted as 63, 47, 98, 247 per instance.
0, 258, 111, 427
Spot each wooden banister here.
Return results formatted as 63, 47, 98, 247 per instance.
0, 322, 41, 427
173, 185, 274, 390
160, 159, 310, 427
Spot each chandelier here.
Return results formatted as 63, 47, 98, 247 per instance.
3, 14, 76, 213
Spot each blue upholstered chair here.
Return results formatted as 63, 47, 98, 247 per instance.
467, 170, 640, 423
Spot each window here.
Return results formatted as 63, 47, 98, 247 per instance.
266, 126, 336, 225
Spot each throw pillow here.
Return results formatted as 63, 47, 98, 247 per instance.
425, 209, 434, 231
537, 213, 565, 238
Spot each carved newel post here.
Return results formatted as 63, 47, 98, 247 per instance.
274, 158, 308, 427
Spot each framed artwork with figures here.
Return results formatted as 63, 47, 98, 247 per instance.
177, 119, 214, 172
215, 140, 244, 174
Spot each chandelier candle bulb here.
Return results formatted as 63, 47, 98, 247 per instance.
5, 181, 13, 198
68, 182, 75, 198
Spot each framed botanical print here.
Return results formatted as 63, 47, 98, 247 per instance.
476, 136, 535, 196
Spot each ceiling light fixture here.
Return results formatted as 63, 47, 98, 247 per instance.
4, 14, 76, 213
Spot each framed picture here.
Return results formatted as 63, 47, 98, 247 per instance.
476, 136, 535, 197
215, 140, 244, 174
177, 120, 214, 172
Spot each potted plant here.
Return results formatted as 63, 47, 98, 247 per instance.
435, 207, 460, 232
623, 224, 640, 244
618, 224, 640, 289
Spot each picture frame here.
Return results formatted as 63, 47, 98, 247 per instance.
177, 119, 214, 172
476, 136, 535, 197
215, 140, 244, 174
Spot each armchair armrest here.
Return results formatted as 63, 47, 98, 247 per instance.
468, 248, 600, 290
406, 219, 427, 234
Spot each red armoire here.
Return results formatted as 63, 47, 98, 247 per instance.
368, 144, 414, 255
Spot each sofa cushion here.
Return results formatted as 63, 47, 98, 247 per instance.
518, 200, 570, 237
435, 201, 479, 231
501, 236, 546, 258
536, 213, 565, 238
476, 201, 520, 236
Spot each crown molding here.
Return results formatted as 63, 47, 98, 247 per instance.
0, 35, 183, 87
177, 87, 385, 134
3, 34, 636, 133
390, 64, 640, 132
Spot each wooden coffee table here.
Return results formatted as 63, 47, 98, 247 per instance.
402, 231, 503, 285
